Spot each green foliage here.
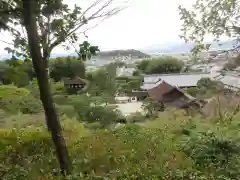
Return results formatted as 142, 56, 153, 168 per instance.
142, 97, 164, 117
132, 70, 140, 76
116, 76, 142, 94
179, 0, 240, 54
181, 130, 240, 179
0, 85, 30, 98
184, 87, 199, 97
136, 59, 150, 71
1, 58, 34, 87
87, 65, 117, 99
19, 95, 43, 114
3, 67, 30, 87
53, 94, 68, 105
66, 94, 121, 127
84, 106, 122, 127
50, 56, 86, 81
55, 104, 77, 118
78, 41, 100, 61
127, 112, 146, 123
1, 104, 240, 179
0, 85, 42, 114
24, 78, 40, 98
0, 94, 42, 115
184, 78, 224, 98
51, 82, 66, 95
197, 77, 216, 88
137, 56, 184, 74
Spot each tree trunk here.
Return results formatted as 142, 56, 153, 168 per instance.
22, 0, 71, 175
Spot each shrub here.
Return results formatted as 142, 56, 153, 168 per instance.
181, 130, 240, 179
0, 113, 45, 129
127, 112, 146, 123
0, 85, 42, 114
20, 95, 43, 114
0, 85, 30, 98
52, 82, 65, 95
2, 116, 240, 179
0, 93, 42, 114
137, 56, 184, 74
0, 128, 56, 179
0, 95, 22, 114
24, 78, 40, 98
53, 94, 68, 105
55, 104, 77, 118
184, 87, 198, 96
84, 106, 121, 127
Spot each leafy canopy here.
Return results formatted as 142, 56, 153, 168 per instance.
137, 56, 184, 74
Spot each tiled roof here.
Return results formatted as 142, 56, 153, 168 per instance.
63, 77, 85, 85
142, 72, 211, 88
140, 79, 163, 90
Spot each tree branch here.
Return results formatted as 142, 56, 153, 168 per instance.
0, 39, 14, 46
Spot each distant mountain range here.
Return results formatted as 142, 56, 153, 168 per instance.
141, 40, 238, 54
96, 49, 150, 58
0, 40, 238, 60
0, 49, 150, 60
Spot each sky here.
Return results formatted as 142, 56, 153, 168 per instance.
0, 0, 193, 55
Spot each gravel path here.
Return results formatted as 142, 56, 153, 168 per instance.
116, 102, 143, 116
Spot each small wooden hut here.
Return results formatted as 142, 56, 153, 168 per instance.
63, 77, 89, 93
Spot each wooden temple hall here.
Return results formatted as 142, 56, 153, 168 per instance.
63, 77, 87, 92
134, 73, 210, 109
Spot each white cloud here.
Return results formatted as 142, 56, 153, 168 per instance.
0, 0, 193, 55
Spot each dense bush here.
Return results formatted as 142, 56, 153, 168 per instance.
50, 56, 86, 81
137, 56, 184, 74
0, 85, 30, 98
55, 104, 77, 118
184, 78, 224, 98
53, 94, 68, 105
116, 76, 142, 94
1, 106, 240, 179
0, 85, 42, 114
181, 130, 240, 179
52, 82, 66, 95
19, 95, 43, 114
0, 123, 177, 179
64, 94, 121, 126
127, 112, 146, 123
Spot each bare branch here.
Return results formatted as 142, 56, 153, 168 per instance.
67, 0, 122, 37
0, 39, 14, 45
49, 0, 126, 53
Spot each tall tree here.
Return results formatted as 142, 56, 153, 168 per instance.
178, 0, 240, 54
0, 0, 126, 175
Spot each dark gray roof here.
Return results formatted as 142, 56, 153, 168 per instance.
140, 79, 163, 90
142, 72, 211, 88
63, 77, 85, 85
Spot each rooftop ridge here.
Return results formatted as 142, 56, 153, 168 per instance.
143, 72, 211, 76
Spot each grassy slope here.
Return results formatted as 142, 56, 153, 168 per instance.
1, 107, 240, 179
